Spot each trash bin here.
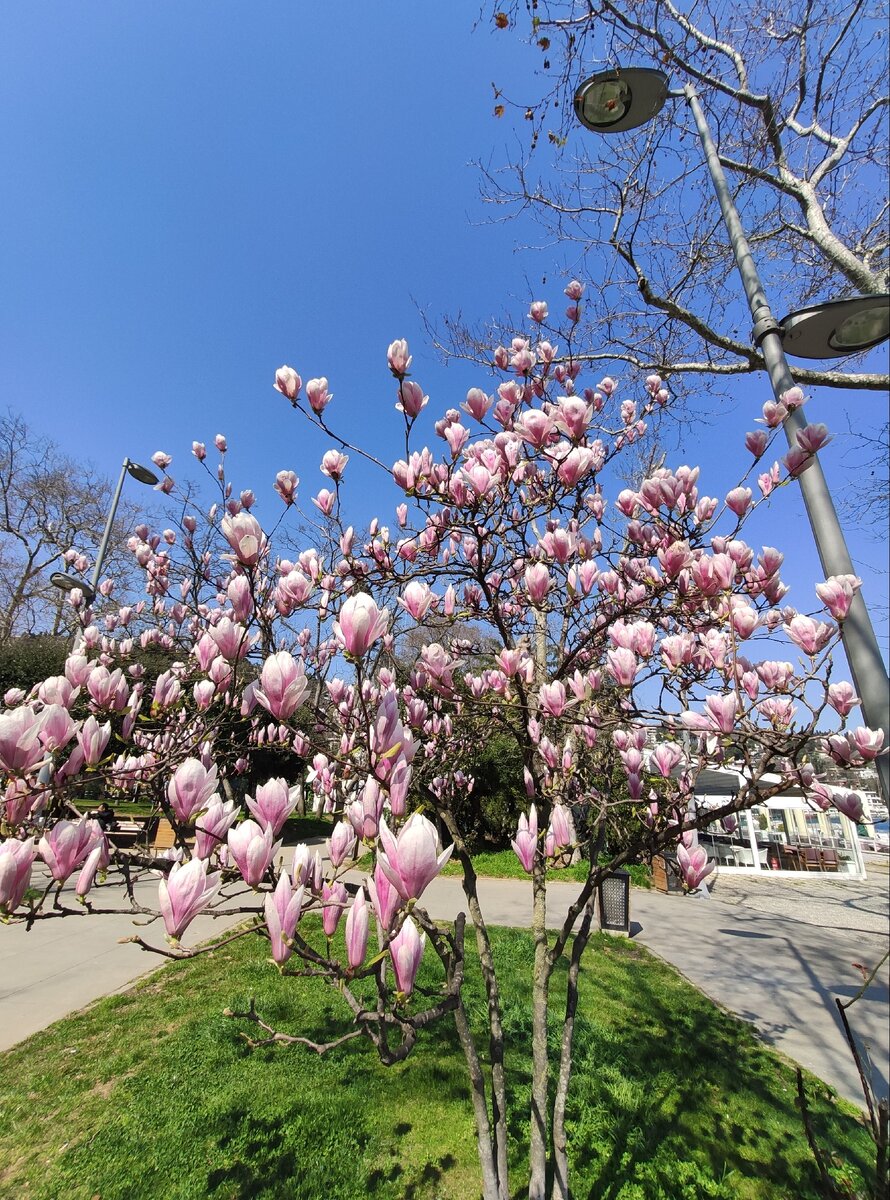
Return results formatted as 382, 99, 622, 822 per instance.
597, 869, 630, 936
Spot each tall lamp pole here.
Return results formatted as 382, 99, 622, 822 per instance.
574, 69, 890, 800
51, 457, 159, 608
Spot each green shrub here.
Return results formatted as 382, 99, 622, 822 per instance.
0, 634, 68, 695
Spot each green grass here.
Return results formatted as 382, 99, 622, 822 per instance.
441, 848, 652, 888
0, 919, 871, 1200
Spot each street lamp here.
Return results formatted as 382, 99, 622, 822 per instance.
48, 572, 96, 606
780, 295, 890, 359
574, 68, 890, 801
51, 457, 159, 604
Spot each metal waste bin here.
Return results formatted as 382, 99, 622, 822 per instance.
597, 869, 630, 936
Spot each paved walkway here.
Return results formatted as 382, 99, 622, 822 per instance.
1, 857, 887, 1108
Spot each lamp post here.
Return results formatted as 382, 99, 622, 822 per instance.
574, 68, 890, 801
50, 457, 159, 604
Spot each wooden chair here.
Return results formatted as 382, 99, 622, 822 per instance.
820, 847, 840, 872
779, 846, 800, 870
801, 846, 822, 871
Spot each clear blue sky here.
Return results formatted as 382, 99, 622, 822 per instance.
1, 3, 886, 664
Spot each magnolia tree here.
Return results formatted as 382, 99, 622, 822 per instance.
0, 287, 884, 1200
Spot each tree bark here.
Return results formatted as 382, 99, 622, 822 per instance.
550, 890, 597, 1200
453, 996, 502, 1200
528, 859, 550, 1200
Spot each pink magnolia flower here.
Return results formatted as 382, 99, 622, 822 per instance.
849, 727, 885, 761
274, 365, 302, 401
228, 819, 280, 888
725, 487, 752, 517
786, 615, 833, 656
396, 381, 428, 418
77, 716, 111, 766
329, 821, 357, 868
795, 423, 833, 453
254, 651, 309, 721
368, 862, 402, 932
606, 647, 638, 688
389, 917, 425, 996
85, 666, 129, 712
676, 843, 714, 890
209, 617, 251, 661
347, 777, 386, 841
511, 804, 538, 873
815, 575, 861, 621
377, 813, 453, 901
221, 512, 267, 567
75, 835, 111, 899
399, 581, 435, 621
306, 377, 332, 413
37, 676, 77, 707
274, 470, 299, 505
334, 594, 391, 657
528, 300, 548, 323
159, 858, 222, 941
545, 805, 574, 857
745, 430, 769, 457
513, 410, 555, 449
194, 796, 240, 859
320, 449, 349, 480
345, 888, 370, 970
387, 339, 412, 377
36, 705, 77, 753
321, 880, 348, 937
830, 790, 864, 823
827, 682, 859, 717
167, 758, 219, 824
650, 742, 683, 778
264, 873, 304, 964
39, 817, 102, 883
462, 388, 492, 422
246, 778, 300, 835
538, 681, 568, 719
524, 563, 551, 606
0, 838, 37, 914
313, 489, 336, 515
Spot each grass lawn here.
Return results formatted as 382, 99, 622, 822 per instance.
0, 920, 872, 1200
440, 847, 652, 888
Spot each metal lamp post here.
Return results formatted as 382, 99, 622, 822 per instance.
51, 457, 159, 603
574, 68, 890, 801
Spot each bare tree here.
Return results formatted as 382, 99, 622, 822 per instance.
441, 0, 888, 395
0, 412, 146, 642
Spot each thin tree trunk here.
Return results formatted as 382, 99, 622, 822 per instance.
453, 997, 501, 1200
550, 890, 597, 1200
528, 860, 550, 1200
440, 806, 510, 1199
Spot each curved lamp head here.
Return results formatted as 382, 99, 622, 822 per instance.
125, 460, 160, 486
574, 68, 670, 134
779, 294, 890, 359
50, 572, 96, 605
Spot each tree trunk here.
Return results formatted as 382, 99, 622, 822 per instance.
440, 806, 511, 1199
528, 861, 550, 1200
453, 997, 501, 1200
550, 890, 597, 1200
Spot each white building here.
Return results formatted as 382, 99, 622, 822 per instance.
693, 768, 866, 880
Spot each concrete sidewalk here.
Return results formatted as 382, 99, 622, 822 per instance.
1, 863, 886, 1108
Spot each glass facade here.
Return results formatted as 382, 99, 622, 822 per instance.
699, 801, 863, 877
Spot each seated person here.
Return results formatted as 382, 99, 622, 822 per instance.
92, 802, 118, 832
